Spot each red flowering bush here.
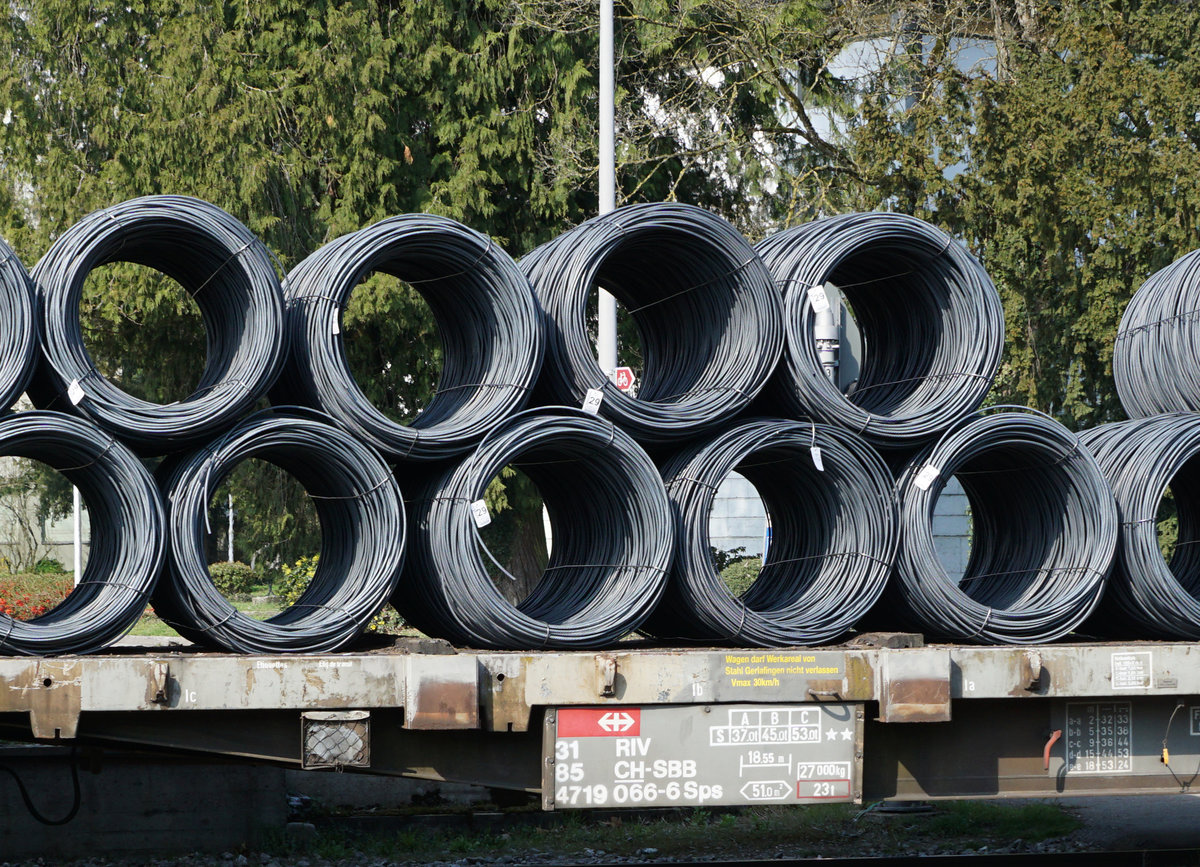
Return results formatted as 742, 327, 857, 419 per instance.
0, 574, 73, 620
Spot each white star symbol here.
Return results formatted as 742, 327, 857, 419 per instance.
841, 728, 853, 741
826, 727, 838, 741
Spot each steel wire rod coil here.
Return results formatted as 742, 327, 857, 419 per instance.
0, 411, 164, 656
754, 212, 1003, 449
521, 203, 782, 445
1079, 414, 1200, 639
0, 237, 37, 412
28, 195, 286, 455
640, 418, 898, 647
400, 408, 673, 649
153, 409, 406, 654
1114, 249, 1200, 417
887, 410, 1117, 644
274, 214, 543, 461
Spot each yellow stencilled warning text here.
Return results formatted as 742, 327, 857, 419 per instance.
723, 653, 840, 688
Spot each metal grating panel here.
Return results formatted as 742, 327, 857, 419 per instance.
301, 710, 370, 769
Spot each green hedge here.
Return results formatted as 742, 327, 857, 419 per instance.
209, 561, 260, 598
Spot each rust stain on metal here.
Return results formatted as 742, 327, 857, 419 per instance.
307, 668, 397, 709
302, 669, 327, 694
408, 678, 478, 730
484, 657, 532, 733
4, 661, 84, 739
880, 678, 952, 723
844, 657, 876, 700
806, 678, 843, 699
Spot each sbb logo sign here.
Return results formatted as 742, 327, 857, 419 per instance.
558, 707, 641, 737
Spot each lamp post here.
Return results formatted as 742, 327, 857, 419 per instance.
597, 0, 617, 377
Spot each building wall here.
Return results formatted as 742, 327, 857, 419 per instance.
0, 455, 90, 574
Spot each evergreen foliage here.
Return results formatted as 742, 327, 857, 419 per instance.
1, 0, 1196, 583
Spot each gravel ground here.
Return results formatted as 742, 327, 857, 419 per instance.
9, 787, 1198, 865
0, 803, 1108, 867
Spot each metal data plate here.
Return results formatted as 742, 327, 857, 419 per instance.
542, 703, 863, 810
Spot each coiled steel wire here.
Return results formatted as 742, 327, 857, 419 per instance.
1080, 414, 1200, 639
400, 408, 673, 649
153, 409, 405, 654
0, 237, 36, 412
1114, 249, 1200, 417
0, 412, 164, 656
29, 195, 286, 455
755, 212, 1003, 449
521, 203, 782, 445
274, 214, 543, 461
887, 410, 1117, 644
640, 418, 897, 646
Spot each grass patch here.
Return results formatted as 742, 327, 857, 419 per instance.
128, 582, 287, 637
127, 610, 182, 637
924, 800, 1082, 842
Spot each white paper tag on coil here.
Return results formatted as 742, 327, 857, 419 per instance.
810, 446, 824, 472
913, 464, 941, 491
808, 284, 831, 313
470, 499, 491, 528
67, 379, 85, 405
330, 309, 341, 335
582, 388, 604, 415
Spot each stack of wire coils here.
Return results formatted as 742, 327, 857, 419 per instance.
641, 419, 897, 647
1081, 415, 1200, 639
274, 214, 544, 461
3, 195, 298, 654
404, 409, 672, 649
3, 196, 415, 654
755, 212, 1003, 450
748, 212, 1121, 645
888, 410, 1116, 644
1090, 247, 1200, 639
523, 203, 783, 444
403, 203, 784, 648
0, 190, 1159, 654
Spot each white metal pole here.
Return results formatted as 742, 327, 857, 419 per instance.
72, 486, 81, 586
597, 0, 618, 377
227, 493, 234, 563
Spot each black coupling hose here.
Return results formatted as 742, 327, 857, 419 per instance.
29, 195, 286, 455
